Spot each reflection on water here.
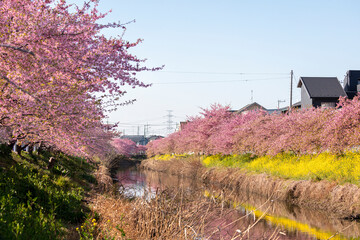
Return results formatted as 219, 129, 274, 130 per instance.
116, 167, 360, 240
116, 168, 154, 199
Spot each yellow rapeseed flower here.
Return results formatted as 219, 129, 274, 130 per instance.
200, 152, 360, 184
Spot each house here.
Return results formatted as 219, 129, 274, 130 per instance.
147, 135, 164, 142
120, 135, 148, 145
343, 70, 360, 99
236, 102, 296, 115
236, 102, 266, 114
120, 135, 164, 145
236, 102, 299, 115
269, 101, 301, 114
297, 77, 346, 109
282, 101, 301, 113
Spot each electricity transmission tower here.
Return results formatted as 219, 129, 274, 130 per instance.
166, 110, 174, 135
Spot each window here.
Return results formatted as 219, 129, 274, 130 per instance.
321, 102, 336, 108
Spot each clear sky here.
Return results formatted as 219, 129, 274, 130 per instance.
72, 0, 360, 136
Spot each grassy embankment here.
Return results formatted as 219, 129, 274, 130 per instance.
153, 152, 360, 185
0, 144, 98, 239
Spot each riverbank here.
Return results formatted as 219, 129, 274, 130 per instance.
141, 154, 360, 219
0, 145, 97, 239
0, 144, 140, 239
5, 145, 359, 239
0, 144, 179, 239
0, 142, 197, 239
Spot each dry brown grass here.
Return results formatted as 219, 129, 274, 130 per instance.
130, 187, 236, 239
202, 167, 360, 219
143, 157, 360, 219
87, 159, 360, 240
94, 164, 114, 193
83, 157, 360, 240
89, 193, 137, 239
89, 183, 286, 240
141, 156, 205, 179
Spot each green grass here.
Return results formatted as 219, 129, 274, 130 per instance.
201, 152, 360, 185
0, 144, 97, 240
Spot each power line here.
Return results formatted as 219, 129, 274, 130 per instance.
116, 123, 177, 127
153, 77, 289, 85
117, 116, 164, 124
157, 71, 290, 75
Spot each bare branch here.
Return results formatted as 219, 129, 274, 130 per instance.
0, 44, 35, 56
0, 75, 41, 102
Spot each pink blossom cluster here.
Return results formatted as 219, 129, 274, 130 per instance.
111, 138, 146, 157
0, 0, 159, 158
147, 97, 360, 156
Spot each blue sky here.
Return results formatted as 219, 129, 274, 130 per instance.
72, 0, 360, 136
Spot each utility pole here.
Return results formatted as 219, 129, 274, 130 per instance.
143, 124, 149, 138
146, 124, 151, 136
278, 100, 286, 110
290, 70, 293, 110
251, 90, 254, 103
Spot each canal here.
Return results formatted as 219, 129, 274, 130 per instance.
116, 167, 360, 240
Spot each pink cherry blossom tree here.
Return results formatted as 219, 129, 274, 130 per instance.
0, 0, 160, 158
146, 99, 360, 157
111, 138, 146, 157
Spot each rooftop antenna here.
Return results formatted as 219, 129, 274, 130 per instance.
278, 100, 286, 110
340, 75, 345, 85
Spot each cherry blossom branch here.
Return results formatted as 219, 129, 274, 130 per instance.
0, 44, 35, 56
0, 75, 41, 102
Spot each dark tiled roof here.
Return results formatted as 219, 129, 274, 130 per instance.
297, 77, 346, 98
